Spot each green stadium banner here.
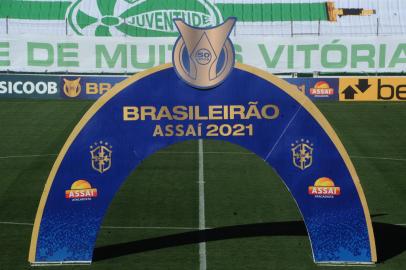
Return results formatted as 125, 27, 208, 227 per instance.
2, 35, 406, 74
0, 0, 375, 36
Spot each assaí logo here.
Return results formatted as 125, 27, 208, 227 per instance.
68, 0, 223, 37
65, 179, 98, 202
308, 177, 341, 199
309, 81, 334, 97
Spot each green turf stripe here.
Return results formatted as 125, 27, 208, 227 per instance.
216, 3, 328, 22
0, 0, 71, 20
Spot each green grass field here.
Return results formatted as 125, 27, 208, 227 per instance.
0, 100, 405, 270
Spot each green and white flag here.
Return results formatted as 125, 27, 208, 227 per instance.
0, 0, 381, 37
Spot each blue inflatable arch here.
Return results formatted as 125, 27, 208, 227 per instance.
29, 63, 376, 265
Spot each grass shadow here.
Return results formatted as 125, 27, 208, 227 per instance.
93, 221, 406, 262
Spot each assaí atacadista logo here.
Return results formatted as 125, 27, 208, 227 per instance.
68, 0, 223, 36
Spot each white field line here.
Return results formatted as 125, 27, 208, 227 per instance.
0, 221, 33, 226
0, 153, 57, 159
198, 139, 207, 270
160, 152, 406, 162
0, 221, 201, 230
350, 155, 406, 162
161, 152, 406, 162
158, 151, 254, 155
1, 152, 406, 162
101, 226, 200, 230
2, 221, 405, 228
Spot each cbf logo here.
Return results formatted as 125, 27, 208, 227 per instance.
291, 139, 314, 171
68, 0, 222, 37
90, 141, 113, 174
173, 18, 236, 89
63, 78, 81, 98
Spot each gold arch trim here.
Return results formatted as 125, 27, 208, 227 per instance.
29, 63, 376, 263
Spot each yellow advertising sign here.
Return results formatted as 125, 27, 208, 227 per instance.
339, 77, 406, 101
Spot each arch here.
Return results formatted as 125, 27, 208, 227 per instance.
29, 63, 376, 265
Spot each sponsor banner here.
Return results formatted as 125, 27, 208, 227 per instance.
4, 74, 406, 102
289, 78, 338, 101
1, 74, 340, 100
1, 35, 406, 74
65, 180, 98, 202
308, 177, 341, 199
61, 76, 125, 99
339, 77, 406, 101
0, 74, 59, 98
0, 74, 126, 99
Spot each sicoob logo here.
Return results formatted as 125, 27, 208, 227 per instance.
308, 177, 341, 198
172, 17, 236, 89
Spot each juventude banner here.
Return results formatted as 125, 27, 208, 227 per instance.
0, 0, 378, 37
0, 35, 405, 73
